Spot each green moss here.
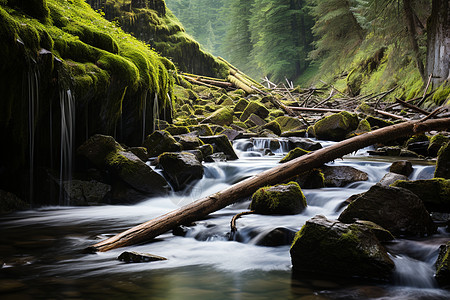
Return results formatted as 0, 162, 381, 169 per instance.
432, 83, 450, 106
274, 116, 304, 132
165, 125, 190, 136
188, 124, 213, 136
280, 148, 310, 163
314, 112, 359, 141
250, 182, 306, 215
240, 101, 270, 121
261, 121, 281, 136
202, 107, 234, 126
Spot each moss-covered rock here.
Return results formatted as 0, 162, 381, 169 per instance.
201, 107, 234, 126
435, 143, 450, 179
314, 111, 359, 141
365, 116, 394, 129
261, 121, 282, 136
321, 166, 368, 187
290, 215, 394, 280
174, 134, 203, 150
279, 148, 310, 163
275, 116, 304, 132
188, 124, 214, 136
199, 134, 238, 160
250, 182, 306, 215
435, 242, 450, 287
158, 152, 204, 191
240, 101, 270, 121
288, 137, 322, 151
143, 130, 182, 157
391, 179, 450, 213
339, 185, 436, 237
165, 125, 190, 136
428, 134, 450, 157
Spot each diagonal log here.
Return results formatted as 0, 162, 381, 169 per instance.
86, 118, 450, 252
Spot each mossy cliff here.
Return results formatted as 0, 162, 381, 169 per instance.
85, 0, 228, 78
0, 0, 174, 202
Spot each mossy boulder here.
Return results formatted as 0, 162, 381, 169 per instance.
274, 116, 304, 132
313, 112, 359, 141
188, 124, 213, 136
428, 134, 450, 157
435, 242, 450, 287
240, 101, 270, 121
143, 131, 182, 158
365, 116, 394, 129
389, 160, 413, 176
293, 169, 325, 189
435, 143, 450, 179
378, 172, 409, 187
321, 166, 368, 187
158, 152, 204, 191
77, 134, 123, 167
391, 179, 450, 213
288, 137, 322, 151
339, 185, 436, 237
279, 148, 310, 163
165, 126, 190, 136
201, 107, 234, 126
261, 121, 282, 136
290, 215, 395, 281
174, 134, 203, 150
250, 182, 306, 215
347, 119, 371, 137
199, 135, 238, 160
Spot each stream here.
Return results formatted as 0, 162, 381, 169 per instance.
1, 138, 449, 299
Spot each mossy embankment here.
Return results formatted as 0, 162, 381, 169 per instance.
0, 0, 175, 202
85, 0, 229, 78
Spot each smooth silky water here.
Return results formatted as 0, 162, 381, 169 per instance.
1, 138, 449, 299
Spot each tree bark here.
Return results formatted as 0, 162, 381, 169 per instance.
426, 0, 450, 86
87, 118, 450, 252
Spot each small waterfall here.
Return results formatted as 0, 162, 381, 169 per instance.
59, 89, 75, 205
27, 62, 40, 206
392, 255, 438, 288
152, 92, 159, 132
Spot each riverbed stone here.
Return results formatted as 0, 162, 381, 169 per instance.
142, 130, 182, 157
158, 152, 204, 191
389, 160, 413, 176
61, 179, 111, 205
201, 107, 234, 126
293, 169, 325, 189
199, 134, 238, 160
428, 134, 449, 157
290, 215, 395, 281
240, 101, 270, 121
365, 116, 394, 129
250, 182, 306, 215
234, 98, 249, 112
188, 124, 214, 136
378, 172, 409, 187
261, 120, 282, 136
288, 137, 322, 151
391, 179, 450, 212
435, 143, 450, 179
77, 134, 123, 167
321, 165, 369, 187
275, 116, 304, 132
255, 227, 297, 246
127, 147, 148, 162
279, 147, 310, 163
435, 242, 450, 287
338, 184, 436, 237
313, 111, 359, 141
118, 251, 167, 263
174, 134, 203, 150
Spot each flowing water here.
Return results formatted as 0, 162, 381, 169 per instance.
1, 138, 449, 299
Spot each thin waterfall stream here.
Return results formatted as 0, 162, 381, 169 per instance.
0, 138, 449, 299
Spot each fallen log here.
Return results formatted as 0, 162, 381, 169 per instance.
228, 74, 254, 94
86, 118, 450, 252
395, 98, 430, 115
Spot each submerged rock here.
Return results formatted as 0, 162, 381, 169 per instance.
143, 130, 182, 158
290, 215, 394, 281
435, 242, 450, 287
338, 185, 436, 237
158, 152, 204, 191
250, 182, 306, 215
321, 166, 368, 187
313, 112, 359, 141
255, 227, 297, 246
199, 135, 238, 160
389, 160, 413, 176
118, 251, 167, 263
391, 179, 450, 212
435, 143, 450, 179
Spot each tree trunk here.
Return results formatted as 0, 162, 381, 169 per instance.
426, 0, 450, 86
87, 118, 450, 252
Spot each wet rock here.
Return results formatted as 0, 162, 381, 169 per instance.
407, 141, 430, 157
288, 137, 322, 151
158, 152, 204, 191
127, 147, 148, 162
199, 135, 238, 160
118, 251, 167, 263
220, 129, 241, 141
378, 172, 409, 187
77, 134, 122, 166
399, 149, 421, 158
205, 152, 228, 162
321, 166, 368, 187
247, 113, 267, 126
293, 169, 325, 189
280, 129, 307, 137
261, 121, 282, 136
435, 143, 450, 179
201, 107, 234, 126
435, 242, 450, 287
165, 125, 190, 136
353, 220, 395, 242
250, 182, 306, 215
174, 134, 203, 150
198, 144, 214, 158
365, 116, 394, 129
255, 227, 297, 246
61, 179, 111, 205
389, 160, 413, 176
338, 185, 436, 237
279, 148, 310, 163
142, 130, 182, 157
391, 179, 450, 213
290, 215, 395, 281
240, 101, 270, 121
234, 98, 249, 112
313, 112, 359, 141
274, 116, 304, 132
428, 134, 449, 157
0, 189, 28, 214
188, 124, 214, 136
368, 146, 401, 156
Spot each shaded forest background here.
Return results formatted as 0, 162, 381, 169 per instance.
165, 0, 448, 106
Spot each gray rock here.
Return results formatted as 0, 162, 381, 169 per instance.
321, 165, 369, 187
62, 180, 111, 205
378, 172, 409, 187
118, 251, 167, 263
158, 152, 204, 191
290, 215, 394, 281
288, 137, 322, 151
199, 135, 238, 160
389, 160, 413, 176
142, 130, 182, 158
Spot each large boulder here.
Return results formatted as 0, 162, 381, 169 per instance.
143, 130, 182, 157
290, 215, 395, 281
391, 179, 450, 212
435, 242, 450, 287
313, 111, 359, 141
338, 185, 436, 237
365, 116, 394, 129
158, 152, 204, 191
389, 160, 413, 176
174, 134, 203, 150
61, 179, 111, 206
293, 169, 325, 189
201, 107, 234, 126
435, 143, 450, 179
250, 182, 306, 215
428, 134, 449, 157
321, 165, 368, 187
274, 116, 304, 132
199, 135, 238, 160
240, 101, 270, 121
